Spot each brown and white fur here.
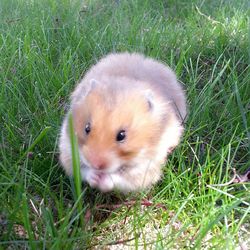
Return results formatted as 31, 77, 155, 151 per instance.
59, 52, 187, 193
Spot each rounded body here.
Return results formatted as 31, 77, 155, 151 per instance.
59, 52, 187, 193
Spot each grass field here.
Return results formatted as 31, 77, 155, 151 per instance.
0, 0, 249, 249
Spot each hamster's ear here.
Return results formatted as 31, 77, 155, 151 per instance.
85, 78, 100, 96
71, 78, 100, 102
144, 89, 154, 111
89, 78, 100, 91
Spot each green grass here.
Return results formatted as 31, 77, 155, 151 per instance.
0, 0, 249, 248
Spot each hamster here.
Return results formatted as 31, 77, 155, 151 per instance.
59, 52, 187, 193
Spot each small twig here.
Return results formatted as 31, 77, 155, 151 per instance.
89, 233, 141, 248
207, 184, 250, 206
195, 6, 224, 27
84, 209, 92, 223
106, 233, 141, 246
95, 199, 167, 211
84, 199, 167, 223
235, 167, 250, 183
209, 168, 237, 187
209, 168, 250, 187
29, 199, 40, 217
6, 18, 22, 24
123, 205, 132, 225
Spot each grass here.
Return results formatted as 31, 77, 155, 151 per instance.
0, 0, 249, 248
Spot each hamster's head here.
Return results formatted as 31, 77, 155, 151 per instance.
71, 78, 167, 173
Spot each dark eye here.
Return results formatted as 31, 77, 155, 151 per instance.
85, 122, 91, 134
116, 130, 126, 142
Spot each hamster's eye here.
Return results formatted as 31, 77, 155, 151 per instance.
85, 122, 91, 134
116, 130, 126, 142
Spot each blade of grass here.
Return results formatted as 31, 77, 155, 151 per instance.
16, 126, 51, 166
234, 81, 249, 150
22, 193, 36, 250
68, 112, 84, 227
193, 200, 242, 248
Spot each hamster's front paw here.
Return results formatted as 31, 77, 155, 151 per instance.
83, 168, 114, 192
98, 174, 114, 192
86, 171, 101, 188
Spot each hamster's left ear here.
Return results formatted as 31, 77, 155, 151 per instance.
89, 78, 100, 91
70, 78, 101, 102
84, 78, 100, 97
144, 89, 154, 111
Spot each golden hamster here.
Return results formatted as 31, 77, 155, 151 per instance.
59, 52, 187, 193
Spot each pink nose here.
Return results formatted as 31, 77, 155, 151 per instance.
95, 162, 107, 170
88, 155, 108, 170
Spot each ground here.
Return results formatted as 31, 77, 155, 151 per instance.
0, 0, 249, 249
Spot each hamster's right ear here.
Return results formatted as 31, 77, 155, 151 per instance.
144, 89, 154, 111
71, 78, 100, 102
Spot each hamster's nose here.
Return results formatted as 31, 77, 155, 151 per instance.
96, 162, 107, 170
92, 161, 107, 170
88, 155, 108, 170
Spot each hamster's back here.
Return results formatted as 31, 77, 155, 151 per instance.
85, 53, 175, 85
84, 53, 186, 121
